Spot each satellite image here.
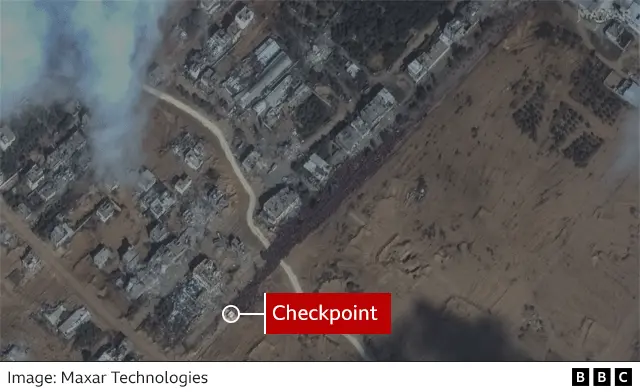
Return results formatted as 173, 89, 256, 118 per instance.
0, 0, 638, 362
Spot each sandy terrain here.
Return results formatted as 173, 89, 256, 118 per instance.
2, 4, 637, 362
200, 8, 639, 361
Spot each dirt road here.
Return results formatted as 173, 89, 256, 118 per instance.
143, 85, 369, 360
0, 200, 167, 360
144, 86, 268, 248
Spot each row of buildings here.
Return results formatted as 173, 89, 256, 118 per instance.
336, 88, 397, 155
185, 5, 255, 83
258, 86, 398, 229
178, 3, 401, 232
407, 2, 484, 84
38, 301, 137, 361
223, 37, 294, 110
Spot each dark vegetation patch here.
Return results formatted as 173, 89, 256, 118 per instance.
533, 21, 582, 48
294, 95, 331, 139
330, 1, 446, 70
511, 83, 546, 141
548, 101, 583, 149
569, 54, 624, 125
562, 132, 604, 167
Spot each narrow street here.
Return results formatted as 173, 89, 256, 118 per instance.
0, 200, 167, 361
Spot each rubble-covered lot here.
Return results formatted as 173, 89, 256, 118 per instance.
0, 97, 265, 358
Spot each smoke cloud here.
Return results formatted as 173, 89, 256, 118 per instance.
0, 0, 168, 180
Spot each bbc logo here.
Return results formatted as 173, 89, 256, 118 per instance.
572, 368, 632, 386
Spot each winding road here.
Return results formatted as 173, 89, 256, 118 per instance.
143, 85, 370, 361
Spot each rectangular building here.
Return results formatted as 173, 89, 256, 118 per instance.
604, 71, 640, 107
58, 307, 91, 339
238, 52, 293, 109
408, 40, 450, 83
25, 165, 44, 190
303, 153, 332, 184
262, 187, 302, 226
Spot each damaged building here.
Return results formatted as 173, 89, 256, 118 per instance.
25, 164, 45, 191
192, 258, 221, 292
171, 133, 208, 172
335, 88, 397, 157
137, 167, 157, 194
408, 3, 481, 83
185, 145, 206, 171
21, 247, 43, 280
143, 278, 204, 347
408, 40, 450, 83
149, 191, 177, 220
97, 339, 135, 362
91, 245, 113, 269
303, 153, 332, 185
174, 174, 193, 195
223, 37, 293, 110
604, 71, 640, 107
50, 223, 74, 249
185, 5, 255, 82
122, 245, 140, 272
96, 199, 117, 223
46, 131, 87, 173
261, 187, 302, 227
199, 0, 229, 15
149, 221, 169, 243
58, 307, 91, 340
604, 19, 634, 49
43, 303, 67, 330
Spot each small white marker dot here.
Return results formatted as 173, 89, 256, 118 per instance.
221, 305, 241, 323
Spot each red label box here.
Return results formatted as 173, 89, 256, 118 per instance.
264, 292, 392, 335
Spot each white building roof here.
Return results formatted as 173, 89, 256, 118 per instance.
239, 53, 292, 109
185, 149, 204, 171
254, 38, 282, 67
358, 88, 396, 131
0, 127, 16, 151
604, 71, 640, 107
50, 223, 73, 248
346, 62, 361, 78
137, 168, 157, 193
235, 6, 254, 30
25, 165, 44, 190
44, 304, 66, 328
58, 307, 91, 339
408, 40, 450, 83
93, 246, 112, 269
175, 176, 192, 195
303, 153, 331, 183
253, 75, 293, 115
96, 200, 115, 222
623, 2, 640, 35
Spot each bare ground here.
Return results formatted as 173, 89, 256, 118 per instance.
200, 9, 639, 361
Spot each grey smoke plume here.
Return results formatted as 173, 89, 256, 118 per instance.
0, 0, 168, 180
